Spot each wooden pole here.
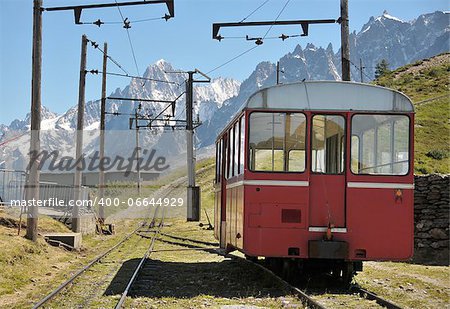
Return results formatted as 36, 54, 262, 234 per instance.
135, 110, 141, 195
276, 61, 280, 85
98, 42, 107, 222
186, 72, 199, 221
340, 0, 351, 81
72, 34, 88, 233
25, 0, 43, 242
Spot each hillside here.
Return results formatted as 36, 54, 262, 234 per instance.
375, 53, 450, 174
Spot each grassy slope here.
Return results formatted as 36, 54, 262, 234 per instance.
0, 210, 140, 307
374, 53, 450, 174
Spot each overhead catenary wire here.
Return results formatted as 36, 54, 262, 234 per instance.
114, 0, 141, 77
239, 0, 271, 23
346, 57, 373, 81
262, 0, 291, 39
83, 16, 164, 26
87, 38, 130, 76
206, 45, 259, 75
90, 71, 179, 85
206, 0, 293, 76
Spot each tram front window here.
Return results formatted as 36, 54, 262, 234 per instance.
351, 115, 410, 175
311, 115, 346, 174
249, 112, 306, 172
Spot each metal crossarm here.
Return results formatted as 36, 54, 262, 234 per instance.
43, 0, 174, 25
212, 19, 337, 40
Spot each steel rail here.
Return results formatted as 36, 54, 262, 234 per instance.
32, 222, 146, 309
115, 205, 167, 308
154, 235, 325, 308
351, 285, 403, 309
159, 232, 219, 246
32, 180, 177, 308
153, 234, 401, 309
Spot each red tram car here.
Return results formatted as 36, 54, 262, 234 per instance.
213, 81, 414, 282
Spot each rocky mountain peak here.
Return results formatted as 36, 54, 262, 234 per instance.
1, 10, 448, 166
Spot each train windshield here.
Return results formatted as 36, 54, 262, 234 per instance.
351, 114, 410, 175
249, 112, 306, 172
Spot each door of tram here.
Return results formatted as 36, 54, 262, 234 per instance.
309, 114, 346, 228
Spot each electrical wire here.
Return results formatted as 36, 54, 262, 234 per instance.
346, 57, 373, 81
132, 16, 165, 23
114, 0, 141, 77
205, 0, 291, 76
99, 71, 179, 85
87, 39, 131, 76
262, 0, 291, 39
206, 45, 259, 75
86, 16, 163, 25
239, 0, 271, 23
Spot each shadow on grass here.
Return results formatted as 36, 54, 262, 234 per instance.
104, 258, 288, 299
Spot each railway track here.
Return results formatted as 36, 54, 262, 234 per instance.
32, 203, 162, 308
31, 173, 185, 308
154, 234, 403, 309
32, 227, 142, 308
31, 173, 402, 308
114, 204, 167, 308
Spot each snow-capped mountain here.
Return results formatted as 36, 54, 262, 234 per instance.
0, 60, 241, 170
350, 10, 449, 78
198, 10, 449, 146
1, 11, 448, 170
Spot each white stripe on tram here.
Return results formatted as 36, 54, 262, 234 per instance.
225, 180, 309, 189
347, 182, 414, 189
309, 227, 347, 233
225, 181, 244, 189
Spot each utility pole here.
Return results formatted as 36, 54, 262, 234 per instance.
276, 61, 280, 85
98, 42, 107, 222
22, 0, 174, 239
185, 69, 210, 221
72, 34, 88, 233
340, 0, 351, 81
186, 72, 197, 221
276, 61, 284, 85
359, 58, 364, 83
135, 109, 141, 195
25, 0, 43, 242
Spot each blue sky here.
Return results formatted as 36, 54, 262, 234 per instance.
0, 0, 448, 125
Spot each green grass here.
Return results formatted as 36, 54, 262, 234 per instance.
196, 157, 215, 215
374, 53, 450, 174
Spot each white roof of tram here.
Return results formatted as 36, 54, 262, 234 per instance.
245, 81, 414, 112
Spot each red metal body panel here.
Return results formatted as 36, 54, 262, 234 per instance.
214, 108, 415, 262
309, 174, 345, 227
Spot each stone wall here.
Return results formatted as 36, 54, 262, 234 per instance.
413, 174, 449, 265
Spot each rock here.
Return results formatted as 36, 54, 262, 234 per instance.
430, 228, 447, 240
417, 232, 432, 239
431, 242, 440, 249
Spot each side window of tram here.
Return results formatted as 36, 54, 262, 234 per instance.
227, 128, 233, 178
351, 115, 410, 175
249, 112, 306, 172
311, 115, 346, 174
215, 142, 219, 183
240, 116, 245, 173
234, 123, 240, 176
215, 140, 223, 183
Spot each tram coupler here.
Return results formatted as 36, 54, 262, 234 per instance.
308, 240, 348, 259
